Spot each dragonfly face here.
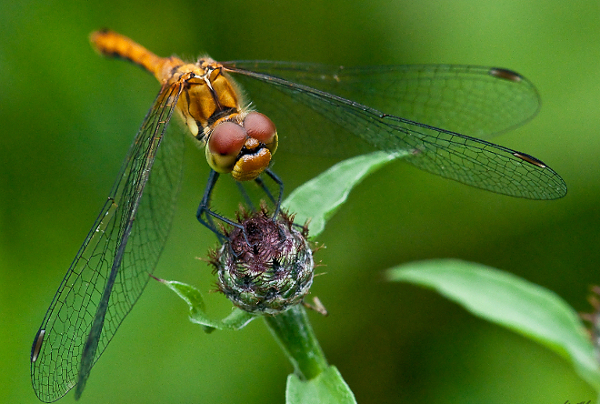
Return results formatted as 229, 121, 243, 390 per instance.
31, 29, 567, 403
205, 111, 278, 181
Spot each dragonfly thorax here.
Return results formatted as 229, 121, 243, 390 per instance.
171, 60, 243, 142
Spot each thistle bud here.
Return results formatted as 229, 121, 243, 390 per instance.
209, 208, 314, 315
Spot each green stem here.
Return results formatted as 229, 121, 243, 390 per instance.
263, 305, 328, 380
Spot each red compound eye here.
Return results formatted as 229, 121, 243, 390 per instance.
206, 122, 248, 174
208, 121, 247, 156
243, 112, 277, 144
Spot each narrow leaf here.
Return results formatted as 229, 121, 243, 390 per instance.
221, 308, 257, 330
286, 366, 356, 404
154, 277, 256, 332
387, 259, 600, 393
283, 151, 407, 237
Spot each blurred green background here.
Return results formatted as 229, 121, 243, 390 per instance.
2, 0, 599, 402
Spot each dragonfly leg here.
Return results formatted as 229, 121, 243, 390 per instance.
259, 171, 304, 232
197, 169, 284, 242
196, 170, 243, 241
236, 181, 255, 211
262, 168, 284, 218
233, 168, 284, 218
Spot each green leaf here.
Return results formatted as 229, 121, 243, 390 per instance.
283, 151, 407, 237
286, 366, 356, 404
386, 259, 600, 393
221, 307, 257, 329
153, 277, 256, 332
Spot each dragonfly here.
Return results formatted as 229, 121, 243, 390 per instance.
30, 29, 567, 402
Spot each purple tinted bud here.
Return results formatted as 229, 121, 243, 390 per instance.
209, 208, 314, 315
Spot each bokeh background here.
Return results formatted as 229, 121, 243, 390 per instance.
2, 0, 599, 402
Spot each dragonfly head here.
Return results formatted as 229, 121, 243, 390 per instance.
206, 112, 278, 181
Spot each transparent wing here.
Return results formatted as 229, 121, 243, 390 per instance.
223, 63, 566, 199
31, 82, 185, 402
224, 63, 540, 138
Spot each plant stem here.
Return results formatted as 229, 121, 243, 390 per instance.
263, 305, 328, 380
